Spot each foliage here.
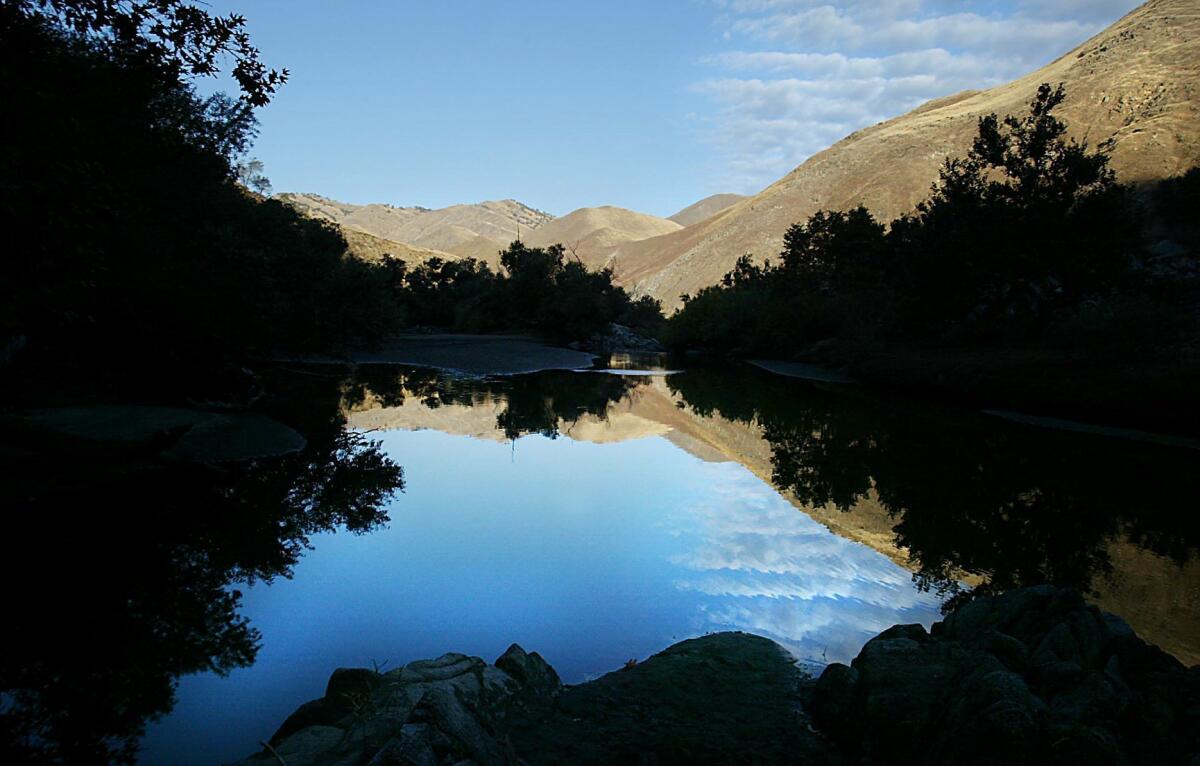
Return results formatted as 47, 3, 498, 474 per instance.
0, 9, 399, 399
9, 0, 288, 104
662, 211, 892, 354
343, 365, 647, 442
663, 84, 1187, 356
0, 372, 403, 765
779, 207, 888, 293
891, 83, 1137, 334
1154, 166, 1200, 256
381, 255, 504, 332
235, 157, 272, 195
382, 242, 664, 341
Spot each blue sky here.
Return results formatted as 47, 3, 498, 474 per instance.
207, 1, 1141, 216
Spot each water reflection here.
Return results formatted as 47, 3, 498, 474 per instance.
0, 371, 403, 764
345, 364, 1200, 664
343, 365, 648, 441
9, 360, 1198, 764
663, 366, 1200, 612
666, 468, 942, 662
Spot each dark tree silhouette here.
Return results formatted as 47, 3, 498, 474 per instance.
381, 242, 663, 341
12, 0, 288, 104
892, 82, 1137, 331
0, 377, 403, 764
663, 84, 1166, 356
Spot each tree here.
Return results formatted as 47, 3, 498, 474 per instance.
0, 8, 398, 399
235, 157, 272, 195
779, 206, 887, 293
891, 83, 1137, 333
10, 0, 288, 104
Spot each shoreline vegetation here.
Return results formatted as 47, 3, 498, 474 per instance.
660, 85, 1200, 436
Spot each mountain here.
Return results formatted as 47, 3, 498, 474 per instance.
277, 193, 554, 266
340, 228, 460, 266
523, 206, 683, 268
612, 0, 1200, 306
668, 194, 746, 227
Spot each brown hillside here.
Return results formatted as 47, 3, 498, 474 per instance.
668, 194, 747, 227
524, 206, 683, 268
341, 228, 460, 266
613, 0, 1200, 307
278, 193, 553, 267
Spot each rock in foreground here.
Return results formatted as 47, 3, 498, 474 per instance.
234, 587, 1199, 765
231, 633, 833, 766
811, 585, 1200, 765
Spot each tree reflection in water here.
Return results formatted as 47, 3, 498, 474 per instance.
343, 366, 648, 441
666, 365, 1200, 611
0, 370, 403, 765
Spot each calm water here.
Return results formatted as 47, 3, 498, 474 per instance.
5, 362, 1199, 764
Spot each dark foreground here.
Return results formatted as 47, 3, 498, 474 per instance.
235, 586, 1199, 766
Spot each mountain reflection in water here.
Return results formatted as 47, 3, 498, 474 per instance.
345, 362, 1200, 666
5, 361, 1198, 765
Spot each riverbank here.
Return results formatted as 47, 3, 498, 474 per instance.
232, 586, 1198, 765
267, 333, 598, 377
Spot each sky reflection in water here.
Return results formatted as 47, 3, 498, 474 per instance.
141, 393, 942, 764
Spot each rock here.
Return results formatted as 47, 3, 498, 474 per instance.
584, 323, 664, 354
10, 405, 306, 462
369, 724, 439, 766
933, 671, 1044, 765
506, 632, 839, 764
268, 725, 348, 766
810, 663, 858, 745
812, 586, 1200, 765
494, 644, 560, 696
1049, 670, 1129, 725
1032, 622, 1082, 667
162, 412, 306, 462
1048, 723, 1122, 766
1037, 660, 1087, 696
324, 667, 385, 718
1102, 613, 1136, 641
395, 653, 485, 683
849, 628, 982, 760
270, 698, 335, 746
238, 592, 1199, 766
408, 686, 508, 765
985, 630, 1029, 670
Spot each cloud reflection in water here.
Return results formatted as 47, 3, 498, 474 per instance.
667, 463, 943, 664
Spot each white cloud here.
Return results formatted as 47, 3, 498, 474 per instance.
697, 0, 1141, 193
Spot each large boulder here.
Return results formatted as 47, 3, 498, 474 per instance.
505, 632, 839, 764
810, 586, 1200, 765
494, 643, 560, 697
